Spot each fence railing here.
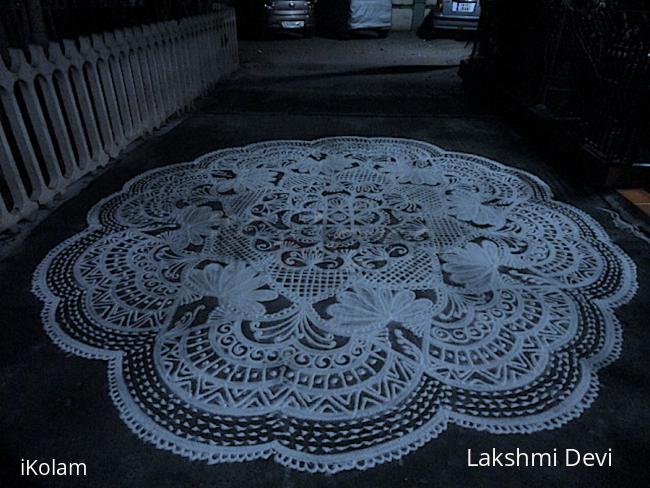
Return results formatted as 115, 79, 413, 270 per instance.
469, 0, 649, 168
0, 8, 238, 232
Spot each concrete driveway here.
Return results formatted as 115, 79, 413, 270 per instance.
1, 33, 649, 487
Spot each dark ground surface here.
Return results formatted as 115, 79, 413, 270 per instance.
1, 34, 649, 487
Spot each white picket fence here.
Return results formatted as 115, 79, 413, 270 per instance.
0, 8, 238, 232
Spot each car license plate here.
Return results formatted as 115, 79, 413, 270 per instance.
281, 21, 304, 28
452, 2, 475, 13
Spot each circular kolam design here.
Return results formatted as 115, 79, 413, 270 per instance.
33, 137, 637, 473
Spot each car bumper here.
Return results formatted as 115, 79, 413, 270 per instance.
266, 10, 314, 30
432, 14, 479, 31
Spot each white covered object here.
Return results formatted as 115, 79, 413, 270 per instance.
348, 0, 392, 29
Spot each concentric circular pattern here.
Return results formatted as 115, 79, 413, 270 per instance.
33, 137, 637, 473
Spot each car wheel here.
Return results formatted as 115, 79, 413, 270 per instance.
304, 27, 315, 38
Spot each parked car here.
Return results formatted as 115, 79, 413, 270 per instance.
235, 0, 317, 38
430, 0, 481, 32
317, 0, 391, 39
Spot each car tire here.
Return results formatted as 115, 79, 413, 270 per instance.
304, 27, 315, 38
377, 29, 390, 39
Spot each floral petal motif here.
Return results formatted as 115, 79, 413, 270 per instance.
328, 286, 432, 333
33, 138, 636, 474
447, 190, 506, 227
187, 262, 277, 317
295, 153, 355, 174
382, 157, 443, 185
176, 205, 223, 245
215, 167, 275, 193
442, 240, 509, 292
